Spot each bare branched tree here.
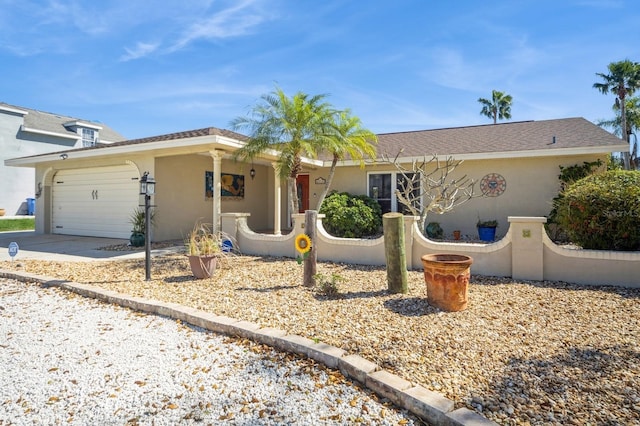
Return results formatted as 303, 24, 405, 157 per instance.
385, 152, 478, 234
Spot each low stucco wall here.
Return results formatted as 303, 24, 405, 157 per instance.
223, 213, 639, 288
412, 226, 512, 277
543, 233, 640, 288
316, 225, 386, 266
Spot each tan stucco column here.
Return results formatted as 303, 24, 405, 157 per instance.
508, 216, 547, 281
272, 162, 282, 235
210, 150, 222, 233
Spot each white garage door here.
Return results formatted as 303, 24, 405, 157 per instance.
52, 165, 140, 238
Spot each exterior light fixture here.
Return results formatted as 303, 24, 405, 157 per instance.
250, 165, 256, 180
60, 153, 68, 160
139, 172, 155, 195
139, 171, 156, 280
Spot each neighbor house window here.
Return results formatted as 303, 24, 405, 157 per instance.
81, 128, 97, 147
368, 172, 421, 214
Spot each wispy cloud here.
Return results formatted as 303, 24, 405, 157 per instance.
170, 0, 266, 51
120, 42, 160, 62
118, 0, 270, 61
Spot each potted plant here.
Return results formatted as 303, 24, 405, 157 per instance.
129, 208, 155, 247
185, 221, 234, 279
425, 222, 444, 239
476, 219, 498, 242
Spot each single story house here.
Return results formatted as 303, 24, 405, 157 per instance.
0, 103, 124, 215
5, 117, 626, 242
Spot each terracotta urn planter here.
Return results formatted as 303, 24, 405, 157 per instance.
0, 208, 5, 217
188, 255, 218, 279
421, 253, 473, 312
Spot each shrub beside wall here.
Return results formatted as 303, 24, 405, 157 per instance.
555, 170, 640, 250
319, 192, 382, 238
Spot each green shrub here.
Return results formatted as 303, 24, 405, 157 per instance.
555, 170, 640, 250
319, 191, 382, 238
547, 160, 603, 242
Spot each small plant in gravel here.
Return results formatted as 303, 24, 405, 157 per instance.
314, 273, 343, 297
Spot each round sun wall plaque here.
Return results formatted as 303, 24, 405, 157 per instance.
480, 173, 506, 197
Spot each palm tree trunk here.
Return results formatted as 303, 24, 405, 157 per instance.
621, 98, 631, 170
315, 155, 338, 211
287, 177, 298, 218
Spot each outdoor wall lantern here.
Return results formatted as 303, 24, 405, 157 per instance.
250, 162, 256, 180
139, 172, 156, 195
139, 171, 156, 280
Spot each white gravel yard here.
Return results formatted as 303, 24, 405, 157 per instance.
1, 252, 639, 425
0, 279, 420, 425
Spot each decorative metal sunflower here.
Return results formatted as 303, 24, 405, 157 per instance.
294, 233, 312, 254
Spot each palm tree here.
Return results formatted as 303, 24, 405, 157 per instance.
478, 90, 513, 124
315, 109, 378, 209
598, 96, 640, 169
593, 59, 640, 170
230, 87, 334, 215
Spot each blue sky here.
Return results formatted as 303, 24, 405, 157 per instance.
1, 0, 638, 140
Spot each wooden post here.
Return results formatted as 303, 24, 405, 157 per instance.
383, 212, 407, 293
303, 210, 317, 287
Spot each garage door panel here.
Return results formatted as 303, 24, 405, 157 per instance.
52, 165, 140, 238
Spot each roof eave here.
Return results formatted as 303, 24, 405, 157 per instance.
20, 125, 79, 141
0, 105, 29, 115
4, 133, 317, 168
63, 120, 103, 130
335, 145, 629, 167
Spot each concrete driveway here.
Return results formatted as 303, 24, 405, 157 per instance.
0, 232, 152, 262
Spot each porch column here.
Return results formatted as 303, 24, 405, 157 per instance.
210, 150, 222, 233
272, 162, 282, 235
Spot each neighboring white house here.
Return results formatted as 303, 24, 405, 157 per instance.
5, 117, 627, 241
0, 103, 124, 215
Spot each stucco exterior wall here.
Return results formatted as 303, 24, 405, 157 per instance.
304, 154, 606, 238
153, 155, 272, 241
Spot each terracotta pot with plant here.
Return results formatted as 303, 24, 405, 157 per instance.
185, 222, 234, 279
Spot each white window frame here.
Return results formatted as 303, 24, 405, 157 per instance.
81, 128, 97, 147
367, 171, 421, 214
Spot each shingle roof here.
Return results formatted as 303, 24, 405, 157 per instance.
118, 127, 248, 146
59, 126, 249, 155
7, 116, 624, 165
0, 102, 125, 142
375, 117, 624, 158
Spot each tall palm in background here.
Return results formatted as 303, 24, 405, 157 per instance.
315, 109, 378, 209
478, 90, 513, 124
231, 87, 334, 215
598, 97, 640, 169
593, 59, 640, 170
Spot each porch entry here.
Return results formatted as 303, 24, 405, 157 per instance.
296, 174, 310, 212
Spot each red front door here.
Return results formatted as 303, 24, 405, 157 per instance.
296, 174, 310, 213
